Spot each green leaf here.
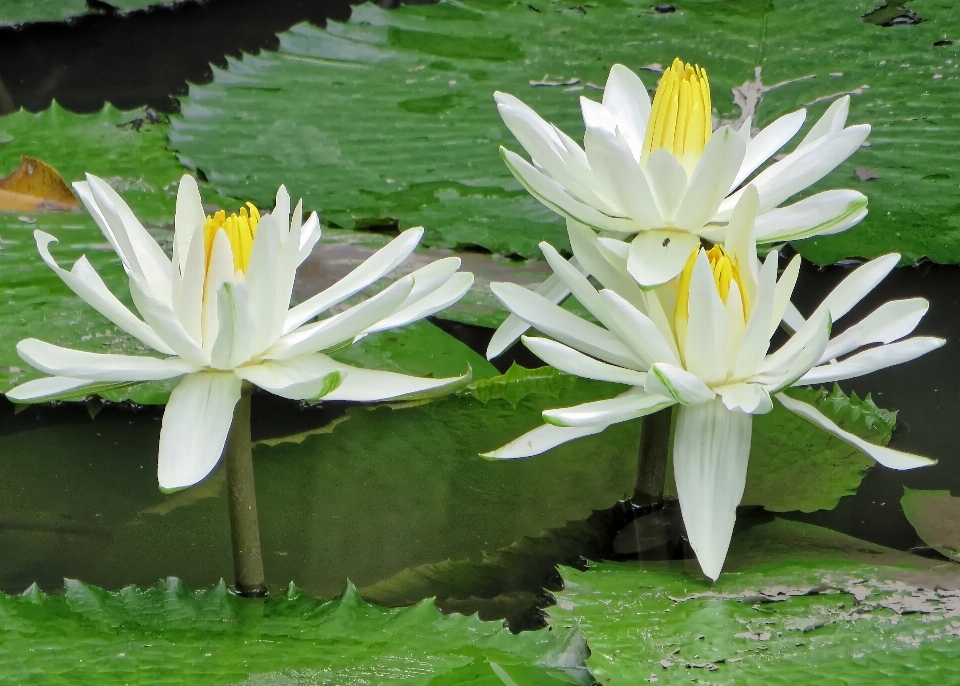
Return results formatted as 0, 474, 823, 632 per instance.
168, 0, 958, 264
550, 518, 960, 685
0, 577, 583, 685
0, 0, 191, 26
168, 0, 765, 260
0, 104, 230, 224
902, 487, 960, 562
468, 363, 578, 407
664, 385, 896, 513
752, 0, 960, 265
331, 319, 498, 381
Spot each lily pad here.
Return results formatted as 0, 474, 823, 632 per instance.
0, 0, 192, 27
902, 487, 960, 562
0, 577, 584, 685
168, 0, 765, 260
754, 0, 960, 265
664, 385, 895, 513
550, 518, 960, 685
169, 0, 960, 264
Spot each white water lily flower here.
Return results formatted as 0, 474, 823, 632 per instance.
489, 58, 870, 357
8, 174, 474, 491
482, 188, 941, 581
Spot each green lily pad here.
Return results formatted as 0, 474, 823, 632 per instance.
663, 385, 895, 513
167, 0, 766, 260
753, 0, 960, 265
550, 518, 960, 685
0, 578, 584, 685
169, 0, 959, 264
902, 487, 960, 562
0, 0, 191, 27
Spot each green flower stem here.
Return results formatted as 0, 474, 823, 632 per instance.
632, 407, 674, 508
225, 382, 267, 597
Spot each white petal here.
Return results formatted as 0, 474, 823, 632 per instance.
268, 277, 414, 361
284, 227, 424, 334
757, 311, 831, 388
770, 254, 802, 337
796, 96, 850, 150
543, 388, 674, 427
819, 253, 900, 323
732, 108, 806, 189
273, 185, 291, 230
481, 422, 609, 459
723, 125, 870, 217
644, 148, 688, 223
540, 242, 618, 331
583, 126, 662, 228
129, 274, 210, 367
499, 101, 614, 212
600, 290, 681, 368
820, 297, 928, 363
673, 399, 752, 580
644, 362, 716, 405
733, 251, 778, 379
210, 281, 257, 370
601, 64, 651, 159
157, 373, 242, 491
201, 230, 236, 351
364, 271, 474, 334
716, 382, 772, 414
17, 339, 196, 381
684, 251, 730, 385
490, 282, 642, 369
297, 211, 323, 266
86, 175, 172, 303
173, 174, 205, 273
721, 185, 760, 298
322, 364, 470, 402
236, 354, 343, 401
627, 229, 701, 288
798, 336, 944, 385
172, 224, 206, 345
522, 336, 647, 385
566, 220, 647, 312
775, 393, 936, 470
487, 272, 572, 360
243, 213, 288, 354
501, 148, 640, 234
597, 236, 630, 264
7, 376, 95, 402
753, 190, 868, 243
34, 231, 175, 355
674, 126, 747, 231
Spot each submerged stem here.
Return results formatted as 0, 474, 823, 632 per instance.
632, 407, 674, 508
225, 382, 267, 597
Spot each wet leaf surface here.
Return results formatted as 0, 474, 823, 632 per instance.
902, 487, 960, 562
0, 0, 192, 27
0, 577, 585, 685
551, 518, 960, 685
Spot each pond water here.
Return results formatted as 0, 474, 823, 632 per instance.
0, 0, 958, 651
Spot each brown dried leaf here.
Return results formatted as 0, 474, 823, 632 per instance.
0, 156, 79, 212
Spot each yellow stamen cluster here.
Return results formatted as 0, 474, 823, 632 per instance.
203, 203, 261, 273
642, 58, 712, 172
674, 245, 750, 338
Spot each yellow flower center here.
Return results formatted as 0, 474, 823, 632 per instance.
674, 245, 750, 336
203, 203, 261, 273
642, 57, 712, 171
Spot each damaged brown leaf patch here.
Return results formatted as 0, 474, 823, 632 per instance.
0, 156, 79, 212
